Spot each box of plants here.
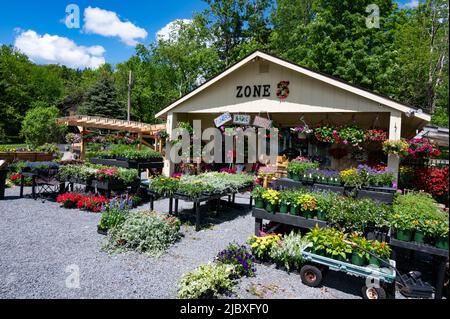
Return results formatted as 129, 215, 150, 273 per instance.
57, 164, 98, 185
388, 192, 449, 250
93, 166, 139, 191
287, 157, 319, 181
95, 145, 163, 164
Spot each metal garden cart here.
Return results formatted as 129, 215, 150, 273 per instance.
299, 245, 397, 299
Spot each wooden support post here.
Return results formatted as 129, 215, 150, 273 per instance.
387, 111, 402, 184
80, 127, 86, 161
138, 133, 143, 151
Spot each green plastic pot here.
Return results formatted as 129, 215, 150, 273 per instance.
414, 230, 426, 244
290, 206, 298, 216
317, 211, 327, 221
369, 256, 381, 267
303, 211, 316, 220
255, 198, 265, 209
279, 204, 289, 214
436, 236, 449, 250
396, 229, 413, 242
265, 203, 277, 214
351, 253, 366, 266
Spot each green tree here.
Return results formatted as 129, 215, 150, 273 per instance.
20, 105, 66, 147
78, 73, 125, 119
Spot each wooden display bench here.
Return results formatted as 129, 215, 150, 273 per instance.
389, 237, 449, 299
145, 186, 253, 231
253, 208, 327, 235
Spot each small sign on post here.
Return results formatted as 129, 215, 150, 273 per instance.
253, 116, 273, 129
214, 112, 232, 127
233, 114, 251, 125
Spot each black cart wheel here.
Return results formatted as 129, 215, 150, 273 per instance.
362, 286, 387, 300
300, 265, 323, 287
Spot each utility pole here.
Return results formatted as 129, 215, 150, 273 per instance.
127, 70, 133, 121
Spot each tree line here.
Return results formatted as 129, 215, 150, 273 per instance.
0, 0, 448, 144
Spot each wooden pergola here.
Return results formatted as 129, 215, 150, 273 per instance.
57, 115, 166, 160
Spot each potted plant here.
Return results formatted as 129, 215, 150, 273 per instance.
389, 213, 414, 242
297, 194, 317, 219
252, 186, 266, 209
369, 241, 392, 267
262, 189, 280, 214
279, 192, 292, 214
433, 222, 449, 250
349, 234, 371, 266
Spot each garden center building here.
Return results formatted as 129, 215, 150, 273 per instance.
156, 51, 431, 179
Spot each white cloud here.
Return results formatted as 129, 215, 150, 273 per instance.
157, 19, 192, 41
14, 30, 105, 70
83, 7, 148, 46
401, 0, 420, 9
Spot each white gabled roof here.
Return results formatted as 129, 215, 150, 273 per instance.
155, 51, 431, 122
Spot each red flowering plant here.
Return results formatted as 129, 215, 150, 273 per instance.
366, 129, 388, 142
220, 168, 237, 174
77, 196, 110, 213
57, 193, 84, 209
8, 173, 33, 186
314, 125, 338, 144
415, 167, 449, 202
407, 139, 441, 159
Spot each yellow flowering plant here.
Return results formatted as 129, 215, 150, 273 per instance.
261, 189, 280, 206
339, 168, 362, 187
247, 234, 282, 260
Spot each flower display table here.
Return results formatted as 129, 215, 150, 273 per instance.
252, 208, 327, 235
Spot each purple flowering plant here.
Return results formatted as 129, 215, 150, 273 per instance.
216, 242, 256, 277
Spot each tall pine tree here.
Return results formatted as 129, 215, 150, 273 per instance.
78, 75, 125, 119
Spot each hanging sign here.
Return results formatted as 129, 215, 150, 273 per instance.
253, 116, 273, 129
214, 112, 232, 127
233, 114, 251, 125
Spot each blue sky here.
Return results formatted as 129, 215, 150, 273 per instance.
0, 0, 418, 69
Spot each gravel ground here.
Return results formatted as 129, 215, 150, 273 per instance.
0, 186, 392, 299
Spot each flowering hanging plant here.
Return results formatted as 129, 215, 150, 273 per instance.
407, 139, 441, 159
366, 129, 388, 142
382, 140, 410, 157
314, 125, 337, 144
338, 126, 366, 147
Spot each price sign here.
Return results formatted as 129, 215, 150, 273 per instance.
214, 112, 232, 127
233, 114, 251, 125
253, 116, 273, 129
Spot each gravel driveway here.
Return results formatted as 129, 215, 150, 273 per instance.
1, 186, 374, 299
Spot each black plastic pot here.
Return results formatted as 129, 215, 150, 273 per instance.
97, 227, 108, 236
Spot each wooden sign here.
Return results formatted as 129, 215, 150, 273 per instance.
253, 116, 273, 129
233, 114, 251, 125
214, 112, 232, 127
